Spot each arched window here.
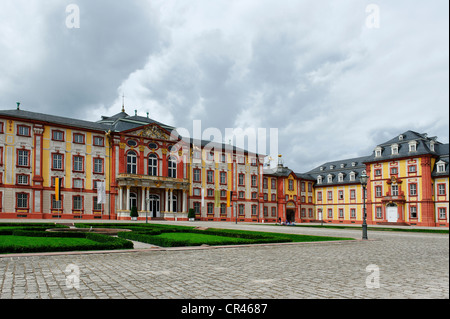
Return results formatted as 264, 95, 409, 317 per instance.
127, 151, 137, 174
148, 154, 158, 176
168, 156, 177, 178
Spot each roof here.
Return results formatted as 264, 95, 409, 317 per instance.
365, 130, 446, 162
0, 109, 110, 132
305, 155, 370, 186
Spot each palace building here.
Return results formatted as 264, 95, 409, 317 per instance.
0, 107, 448, 227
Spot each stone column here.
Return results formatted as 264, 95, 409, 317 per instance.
183, 190, 187, 213
165, 188, 169, 213
141, 187, 146, 211
119, 186, 123, 210
126, 186, 131, 211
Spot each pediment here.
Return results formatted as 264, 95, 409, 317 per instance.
123, 124, 173, 141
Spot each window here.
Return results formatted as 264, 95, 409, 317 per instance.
17, 193, 29, 208
338, 190, 344, 200
391, 185, 399, 196
410, 206, 417, 219
271, 207, 276, 217
238, 191, 245, 199
17, 175, 29, 185
238, 204, 245, 216
317, 191, 322, 201
264, 193, 268, 201
207, 170, 214, 183
438, 184, 446, 196
351, 208, 356, 218
375, 169, 382, 176
264, 207, 268, 217
438, 208, 447, 220
338, 174, 344, 182
220, 203, 227, 215
93, 136, 104, 147
390, 167, 398, 175
73, 196, 83, 211
339, 208, 344, 218
317, 176, 323, 184
251, 205, 257, 216
349, 172, 356, 181
194, 202, 200, 214
350, 189, 356, 199
221, 153, 226, 163
149, 143, 158, 150
308, 208, 313, 218
127, 151, 137, 174
437, 162, 446, 173
271, 194, 276, 201
73, 133, 85, 144
327, 191, 333, 201
327, 175, 333, 183
93, 158, 104, 174
93, 197, 102, 211
17, 150, 30, 167
193, 188, 201, 196
375, 186, 382, 197
409, 141, 417, 152
408, 165, 417, 174
73, 179, 83, 189
271, 178, 276, 189
301, 208, 306, 217
127, 140, 137, 147
252, 175, 258, 188
409, 183, 417, 196
238, 174, 245, 186
391, 144, 399, 155
17, 125, 30, 137
148, 154, 158, 176
375, 147, 382, 157
327, 208, 333, 219
207, 189, 214, 197
73, 156, 84, 172
52, 153, 64, 170
52, 195, 62, 210
251, 192, 257, 199
168, 156, 177, 178
52, 130, 64, 141
288, 179, 294, 190
376, 207, 382, 219
0, 122, 3, 133
220, 190, 227, 198
193, 169, 201, 182
220, 172, 227, 184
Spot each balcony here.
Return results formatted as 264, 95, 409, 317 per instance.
116, 174, 189, 190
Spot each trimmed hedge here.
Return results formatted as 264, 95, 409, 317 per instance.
0, 230, 133, 254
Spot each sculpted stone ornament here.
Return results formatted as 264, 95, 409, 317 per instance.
139, 125, 169, 140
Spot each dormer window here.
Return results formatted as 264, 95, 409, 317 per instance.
320, 167, 324, 171
330, 165, 335, 170
340, 163, 345, 168
352, 162, 357, 167
375, 146, 383, 157
327, 174, 333, 183
338, 173, 344, 182
391, 144, 399, 155
430, 141, 435, 152
409, 141, 417, 152
349, 171, 356, 181
437, 161, 446, 173
399, 134, 404, 141
317, 176, 323, 184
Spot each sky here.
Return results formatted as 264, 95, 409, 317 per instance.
0, 0, 448, 173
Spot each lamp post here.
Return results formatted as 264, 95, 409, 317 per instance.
360, 171, 368, 240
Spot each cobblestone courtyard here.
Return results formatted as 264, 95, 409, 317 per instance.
0, 222, 448, 299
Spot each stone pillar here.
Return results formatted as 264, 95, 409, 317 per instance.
141, 187, 146, 211
126, 186, 131, 211
183, 190, 187, 213
165, 188, 169, 213
119, 186, 123, 210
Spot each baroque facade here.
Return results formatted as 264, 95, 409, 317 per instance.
0, 107, 448, 227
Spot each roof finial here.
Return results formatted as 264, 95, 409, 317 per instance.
16, 102, 20, 110
121, 94, 125, 113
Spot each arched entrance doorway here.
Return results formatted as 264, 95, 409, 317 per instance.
286, 201, 296, 222
386, 203, 398, 223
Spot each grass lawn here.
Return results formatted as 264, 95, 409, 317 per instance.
0, 235, 102, 251
154, 232, 256, 246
